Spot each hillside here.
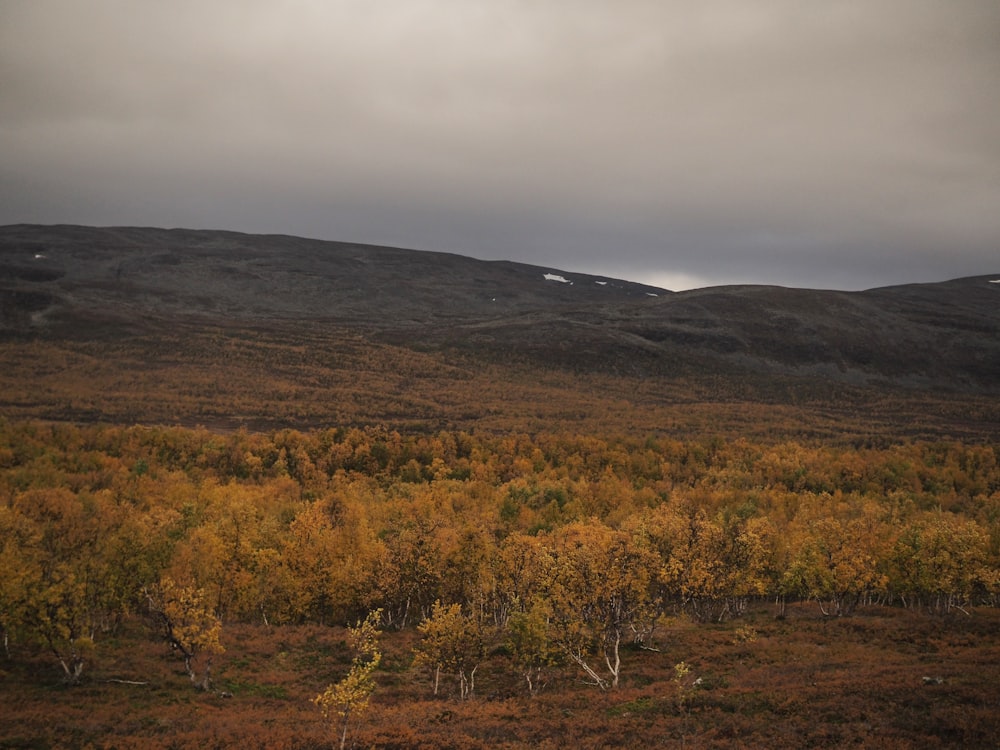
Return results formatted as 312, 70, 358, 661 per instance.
2, 226, 999, 750
1, 224, 998, 439
0, 224, 664, 327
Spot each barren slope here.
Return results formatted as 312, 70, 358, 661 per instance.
1, 224, 997, 437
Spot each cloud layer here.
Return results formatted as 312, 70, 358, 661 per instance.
2, 1, 998, 289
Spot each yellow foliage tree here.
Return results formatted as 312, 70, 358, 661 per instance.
314, 609, 382, 750
544, 521, 656, 689
505, 599, 562, 696
783, 513, 889, 617
890, 512, 994, 613
145, 576, 224, 690
413, 600, 485, 700
5, 488, 111, 684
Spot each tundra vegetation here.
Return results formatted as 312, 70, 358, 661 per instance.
0, 420, 998, 747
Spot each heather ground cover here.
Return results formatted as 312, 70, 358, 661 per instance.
2, 604, 999, 749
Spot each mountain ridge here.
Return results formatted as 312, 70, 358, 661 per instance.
1, 224, 998, 438
3, 224, 998, 388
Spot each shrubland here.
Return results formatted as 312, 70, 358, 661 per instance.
1, 420, 998, 747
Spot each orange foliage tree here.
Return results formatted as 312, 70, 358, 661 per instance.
145, 576, 224, 690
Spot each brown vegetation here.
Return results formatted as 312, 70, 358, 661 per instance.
1, 324, 997, 441
1, 606, 998, 748
1, 226, 998, 747
1, 421, 998, 747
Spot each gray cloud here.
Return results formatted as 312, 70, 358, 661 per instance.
2, 0, 998, 289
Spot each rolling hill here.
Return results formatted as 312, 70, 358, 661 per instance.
1, 224, 998, 439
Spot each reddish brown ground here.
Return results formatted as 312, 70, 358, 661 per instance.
2, 603, 998, 749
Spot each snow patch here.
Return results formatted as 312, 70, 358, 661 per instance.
989, 279, 1000, 284
595, 281, 607, 286
33, 253, 46, 260
645, 292, 659, 297
543, 273, 571, 284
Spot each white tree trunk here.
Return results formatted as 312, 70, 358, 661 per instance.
567, 650, 608, 690
604, 631, 622, 689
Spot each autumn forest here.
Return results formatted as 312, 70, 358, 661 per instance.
2, 420, 999, 748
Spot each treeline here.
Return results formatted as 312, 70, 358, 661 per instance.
1, 421, 998, 688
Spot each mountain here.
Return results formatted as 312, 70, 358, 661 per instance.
1, 224, 998, 438
0, 224, 664, 325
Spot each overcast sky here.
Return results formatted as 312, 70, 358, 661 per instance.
1, 1, 998, 290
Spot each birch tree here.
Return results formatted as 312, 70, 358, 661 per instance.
314, 609, 382, 750
145, 576, 224, 690
413, 601, 485, 700
544, 521, 656, 689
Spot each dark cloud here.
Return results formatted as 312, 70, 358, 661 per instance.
2, 1, 998, 290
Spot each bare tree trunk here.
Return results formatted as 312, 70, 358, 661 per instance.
567, 650, 608, 690
458, 665, 478, 700
46, 635, 84, 685
604, 632, 622, 689
199, 657, 213, 692
57, 654, 83, 685
54, 651, 84, 684
525, 666, 547, 696
183, 653, 212, 691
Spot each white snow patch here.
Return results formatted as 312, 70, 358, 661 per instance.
544, 273, 571, 283
33, 253, 46, 259
645, 292, 659, 297
989, 279, 1000, 284
595, 280, 607, 286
